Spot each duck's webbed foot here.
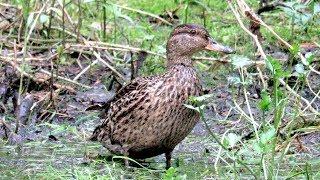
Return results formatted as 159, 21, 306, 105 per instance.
102, 140, 130, 167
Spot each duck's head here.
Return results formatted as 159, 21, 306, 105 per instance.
166, 24, 234, 67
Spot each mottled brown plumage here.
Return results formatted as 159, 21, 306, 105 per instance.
90, 24, 233, 169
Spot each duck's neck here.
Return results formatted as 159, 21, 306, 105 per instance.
166, 53, 193, 68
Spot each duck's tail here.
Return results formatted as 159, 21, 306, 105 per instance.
89, 120, 111, 141
89, 125, 102, 141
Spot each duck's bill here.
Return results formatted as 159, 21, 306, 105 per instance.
205, 38, 234, 54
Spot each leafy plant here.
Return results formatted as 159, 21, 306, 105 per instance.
281, 1, 320, 37
163, 167, 187, 180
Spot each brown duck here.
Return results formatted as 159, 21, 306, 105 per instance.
90, 24, 233, 169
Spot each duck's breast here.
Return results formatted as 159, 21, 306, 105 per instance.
158, 66, 202, 149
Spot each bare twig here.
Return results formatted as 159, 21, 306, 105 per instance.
0, 3, 17, 7
279, 79, 319, 115
235, 0, 320, 75
0, 53, 58, 62
305, 70, 320, 100
227, 1, 267, 89
232, 98, 259, 128
73, 59, 99, 81
302, 71, 320, 113
40, 69, 91, 89
228, 0, 319, 115
107, 2, 172, 26
51, 27, 126, 81
240, 68, 259, 139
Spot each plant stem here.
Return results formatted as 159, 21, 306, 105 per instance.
199, 108, 258, 179
184, 2, 189, 23
103, 0, 107, 41
77, 0, 82, 42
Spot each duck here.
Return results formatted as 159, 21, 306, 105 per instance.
90, 24, 233, 169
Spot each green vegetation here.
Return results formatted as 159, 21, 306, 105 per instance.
0, 0, 319, 179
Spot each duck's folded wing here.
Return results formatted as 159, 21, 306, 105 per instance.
112, 77, 150, 102
89, 77, 150, 141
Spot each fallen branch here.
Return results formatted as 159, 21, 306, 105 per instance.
40, 69, 91, 89
73, 59, 99, 81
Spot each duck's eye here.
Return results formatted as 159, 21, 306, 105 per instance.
190, 29, 196, 35
211, 39, 219, 44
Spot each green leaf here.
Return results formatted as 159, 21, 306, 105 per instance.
297, 13, 312, 26
144, 35, 155, 40
119, 14, 134, 24
265, 56, 274, 73
227, 76, 241, 85
39, 14, 49, 24
305, 52, 315, 65
231, 55, 252, 69
164, 167, 176, 179
59, 55, 67, 65
192, 94, 213, 103
83, 0, 94, 3
226, 133, 241, 148
259, 90, 271, 112
253, 141, 263, 154
57, 45, 64, 55
266, 56, 285, 77
294, 63, 305, 75
253, 127, 276, 154
260, 128, 276, 144
163, 167, 187, 180
111, 4, 121, 17
195, 61, 209, 71
313, 3, 320, 14
289, 43, 300, 56
183, 104, 200, 112
26, 13, 34, 28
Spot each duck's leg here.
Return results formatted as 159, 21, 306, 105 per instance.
122, 145, 130, 168
165, 151, 173, 169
